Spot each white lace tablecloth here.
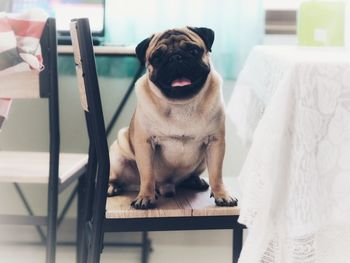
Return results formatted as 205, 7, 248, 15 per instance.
227, 46, 350, 263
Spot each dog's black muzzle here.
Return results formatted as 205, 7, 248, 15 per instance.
150, 48, 210, 100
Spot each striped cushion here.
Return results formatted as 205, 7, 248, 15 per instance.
0, 9, 48, 130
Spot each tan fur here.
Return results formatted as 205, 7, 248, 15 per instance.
109, 28, 236, 208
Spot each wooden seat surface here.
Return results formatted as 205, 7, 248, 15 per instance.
106, 178, 240, 219
0, 151, 88, 184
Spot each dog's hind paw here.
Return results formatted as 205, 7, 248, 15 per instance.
180, 176, 209, 191
107, 182, 124, 197
158, 183, 176, 198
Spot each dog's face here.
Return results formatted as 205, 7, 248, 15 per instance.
136, 27, 214, 100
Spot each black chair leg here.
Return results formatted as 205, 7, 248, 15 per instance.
46, 186, 58, 263
141, 231, 151, 263
233, 227, 243, 263
77, 174, 86, 263
88, 229, 101, 263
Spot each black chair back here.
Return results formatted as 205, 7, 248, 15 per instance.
42, 17, 60, 263
70, 18, 110, 262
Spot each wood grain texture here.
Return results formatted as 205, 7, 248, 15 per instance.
58, 45, 136, 56
106, 178, 240, 218
0, 151, 88, 184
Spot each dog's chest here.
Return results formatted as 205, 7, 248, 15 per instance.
146, 109, 219, 169
149, 133, 206, 174
137, 92, 223, 169
151, 132, 202, 156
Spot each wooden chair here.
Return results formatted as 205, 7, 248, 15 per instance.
70, 18, 243, 263
0, 18, 87, 263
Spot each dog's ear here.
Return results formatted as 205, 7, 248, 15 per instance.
135, 35, 154, 66
188, 27, 215, 52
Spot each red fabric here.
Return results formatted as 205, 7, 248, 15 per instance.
8, 19, 45, 38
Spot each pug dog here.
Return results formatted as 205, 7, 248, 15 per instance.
108, 26, 238, 209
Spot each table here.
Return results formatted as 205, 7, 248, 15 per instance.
227, 46, 350, 263
1, 45, 141, 133
58, 45, 136, 56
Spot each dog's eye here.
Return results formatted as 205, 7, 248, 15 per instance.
188, 46, 203, 57
190, 49, 199, 55
150, 52, 162, 65
151, 56, 160, 65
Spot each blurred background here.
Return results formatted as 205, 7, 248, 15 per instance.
0, 0, 348, 262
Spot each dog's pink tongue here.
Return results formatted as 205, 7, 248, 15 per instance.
171, 78, 192, 87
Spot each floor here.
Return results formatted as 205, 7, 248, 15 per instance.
0, 226, 234, 263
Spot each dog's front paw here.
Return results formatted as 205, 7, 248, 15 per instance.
131, 194, 157, 210
210, 191, 238, 207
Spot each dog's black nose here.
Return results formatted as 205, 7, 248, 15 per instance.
169, 54, 183, 63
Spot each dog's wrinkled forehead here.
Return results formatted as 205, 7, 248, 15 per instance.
147, 28, 205, 58
157, 30, 195, 46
